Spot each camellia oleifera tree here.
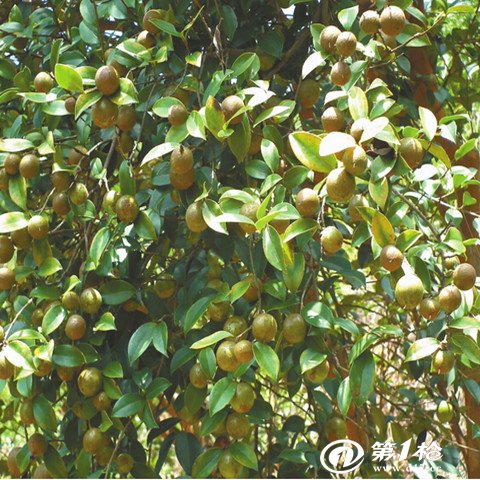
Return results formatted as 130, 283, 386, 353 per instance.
0, 0, 480, 478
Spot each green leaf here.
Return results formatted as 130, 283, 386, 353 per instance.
0, 138, 35, 152
103, 361, 123, 378
288, 132, 336, 173
192, 448, 223, 478
33, 395, 57, 431
371, 211, 395, 247
112, 393, 146, 417
418, 106, 437, 141
94, 312, 116, 332
338, 5, 359, 29
9, 175, 26, 210
0, 211, 28, 233
451, 333, 480, 364
337, 377, 352, 416
227, 117, 251, 162
282, 252, 305, 293
41, 304, 65, 335
350, 352, 375, 405
319, 132, 356, 156
419, 140, 451, 168
455, 138, 476, 161
405, 337, 440, 361
396, 230, 422, 251
253, 342, 279, 381
128, 322, 156, 364
262, 225, 284, 271
54, 64, 84, 92
111, 78, 138, 105
191, 331, 233, 350
4, 341, 34, 370
75, 90, 102, 119
199, 348, 216, 379
369, 178, 388, 210
205, 96, 226, 140
149, 18, 182, 37
153, 322, 168, 356
175, 432, 202, 475
183, 294, 224, 332
230, 442, 258, 470
44, 444, 68, 478
38, 257, 63, 277
52, 344, 86, 367
348, 86, 368, 121
135, 211, 157, 240
209, 377, 236, 416
450, 317, 480, 330
100, 280, 136, 305
141, 142, 179, 166
299, 349, 327, 374
146, 377, 171, 400
119, 160, 136, 195
86, 227, 110, 270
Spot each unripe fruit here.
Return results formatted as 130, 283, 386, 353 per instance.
305, 360, 330, 384
283, 313, 307, 344
62, 291, 79, 311
326, 168, 356, 203
168, 104, 188, 126
330, 61, 351, 86
234, 340, 254, 363
453, 263, 476, 291
216, 340, 239, 372
52, 192, 70, 215
19, 399, 34, 424
116, 105, 137, 132
96, 445, 114, 467
0, 266, 15, 290
34, 72, 54, 93
155, 274, 176, 299
252, 313, 277, 342
4, 153, 20, 175
189, 363, 208, 389
57, 366, 74, 382
230, 382, 255, 413
432, 350, 455, 374
137, 30, 156, 49
51, 170, 70, 191
186, 202, 207, 233
226, 412, 250, 439
11, 228, 32, 249
68, 145, 88, 165
65, 96, 76, 114
239, 202, 259, 233
65, 314, 86, 340
0, 351, 14, 379
115, 195, 139, 223
0, 236, 14, 263
348, 194, 368, 222
170, 145, 194, 174
83, 427, 104, 453
360, 10, 380, 34
419, 297, 441, 321
28, 433, 48, 457
321, 107, 345, 132
143, 9, 163, 34
380, 6, 406, 37
116, 453, 134, 474
93, 391, 111, 411
95, 65, 120, 96
7, 447, 24, 477
28, 215, 49, 240
444, 256, 459, 269
320, 25, 341, 53
80, 287, 102, 314
325, 416, 347, 442
242, 274, 262, 302
69, 182, 88, 205
395, 274, 424, 309
335, 31, 357, 57
342, 146, 367, 176
19, 154, 40, 179
78, 367, 103, 397
170, 168, 194, 190
218, 451, 242, 479
380, 245, 403, 272
295, 188, 319, 217
92, 97, 118, 129
298, 79, 320, 108
438, 285, 462, 313
320, 226, 343, 254
222, 95, 245, 125
399, 137, 423, 168
102, 190, 119, 212
224, 315, 248, 338
437, 400, 454, 423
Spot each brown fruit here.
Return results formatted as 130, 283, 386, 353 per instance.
432, 350, 455, 374
7, 447, 24, 477
218, 451, 242, 479
78, 367, 102, 397
348, 194, 368, 222
4, 153, 20, 175
19, 154, 40, 179
83, 427, 104, 453
19, 399, 34, 424
342, 146, 367, 176
57, 366, 74, 382
445, 256, 459, 269
70, 182, 88, 206
95, 65, 120, 96
65, 96, 76, 114
330, 61, 351, 86
234, 340, 254, 364
93, 391, 111, 411
298, 79, 320, 108
321, 107, 345, 132
137, 30, 156, 48
32, 464, 52, 478
242, 274, 262, 302
28, 433, 48, 457
143, 9, 164, 34
325, 416, 347, 442
216, 340, 239, 372
305, 361, 329, 384
252, 313, 277, 342
326, 168, 356, 203
208, 301, 231, 322
335, 31, 357, 57
0, 266, 15, 290
52, 192, 70, 215
116, 453, 134, 474
230, 382, 255, 413
380, 6, 406, 36
28, 215, 49, 240
295, 188, 319, 217
438, 285, 462, 313
0, 168, 8, 190
320, 226, 343, 254
170, 168, 194, 190
271, 219, 289, 234
222, 95, 245, 125
34, 359, 52, 377
395, 274, 424, 309
320, 25, 341, 53
116, 105, 137, 132
189, 363, 208, 389
224, 315, 248, 338
51, 170, 70, 191
360, 10, 380, 34
62, 291, 79, 311
34, 72, 54, 93
79, 287, 102, 314
226, 412, 250, 439
65, 314, 86, 340
0, 236, 14, 263
68, 145, 88, 165
283, 313, 307, 344
239, 202, 259, 233
171, 146, 194, 174
11, 227, 32, 250
380, 245, 403, 272
92, 97, 118, 129
249, 130, 263, 155
419, 297, 441, 321
115, 195, 139, 223
186, 202, 207, 233
0, 351, 14, 379
96, 445, 114, 467
453, 263, 476, 291
168, 104, 189, 126
399, 137, 423, 168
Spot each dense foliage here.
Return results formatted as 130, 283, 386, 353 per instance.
0, 0, 480, 478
